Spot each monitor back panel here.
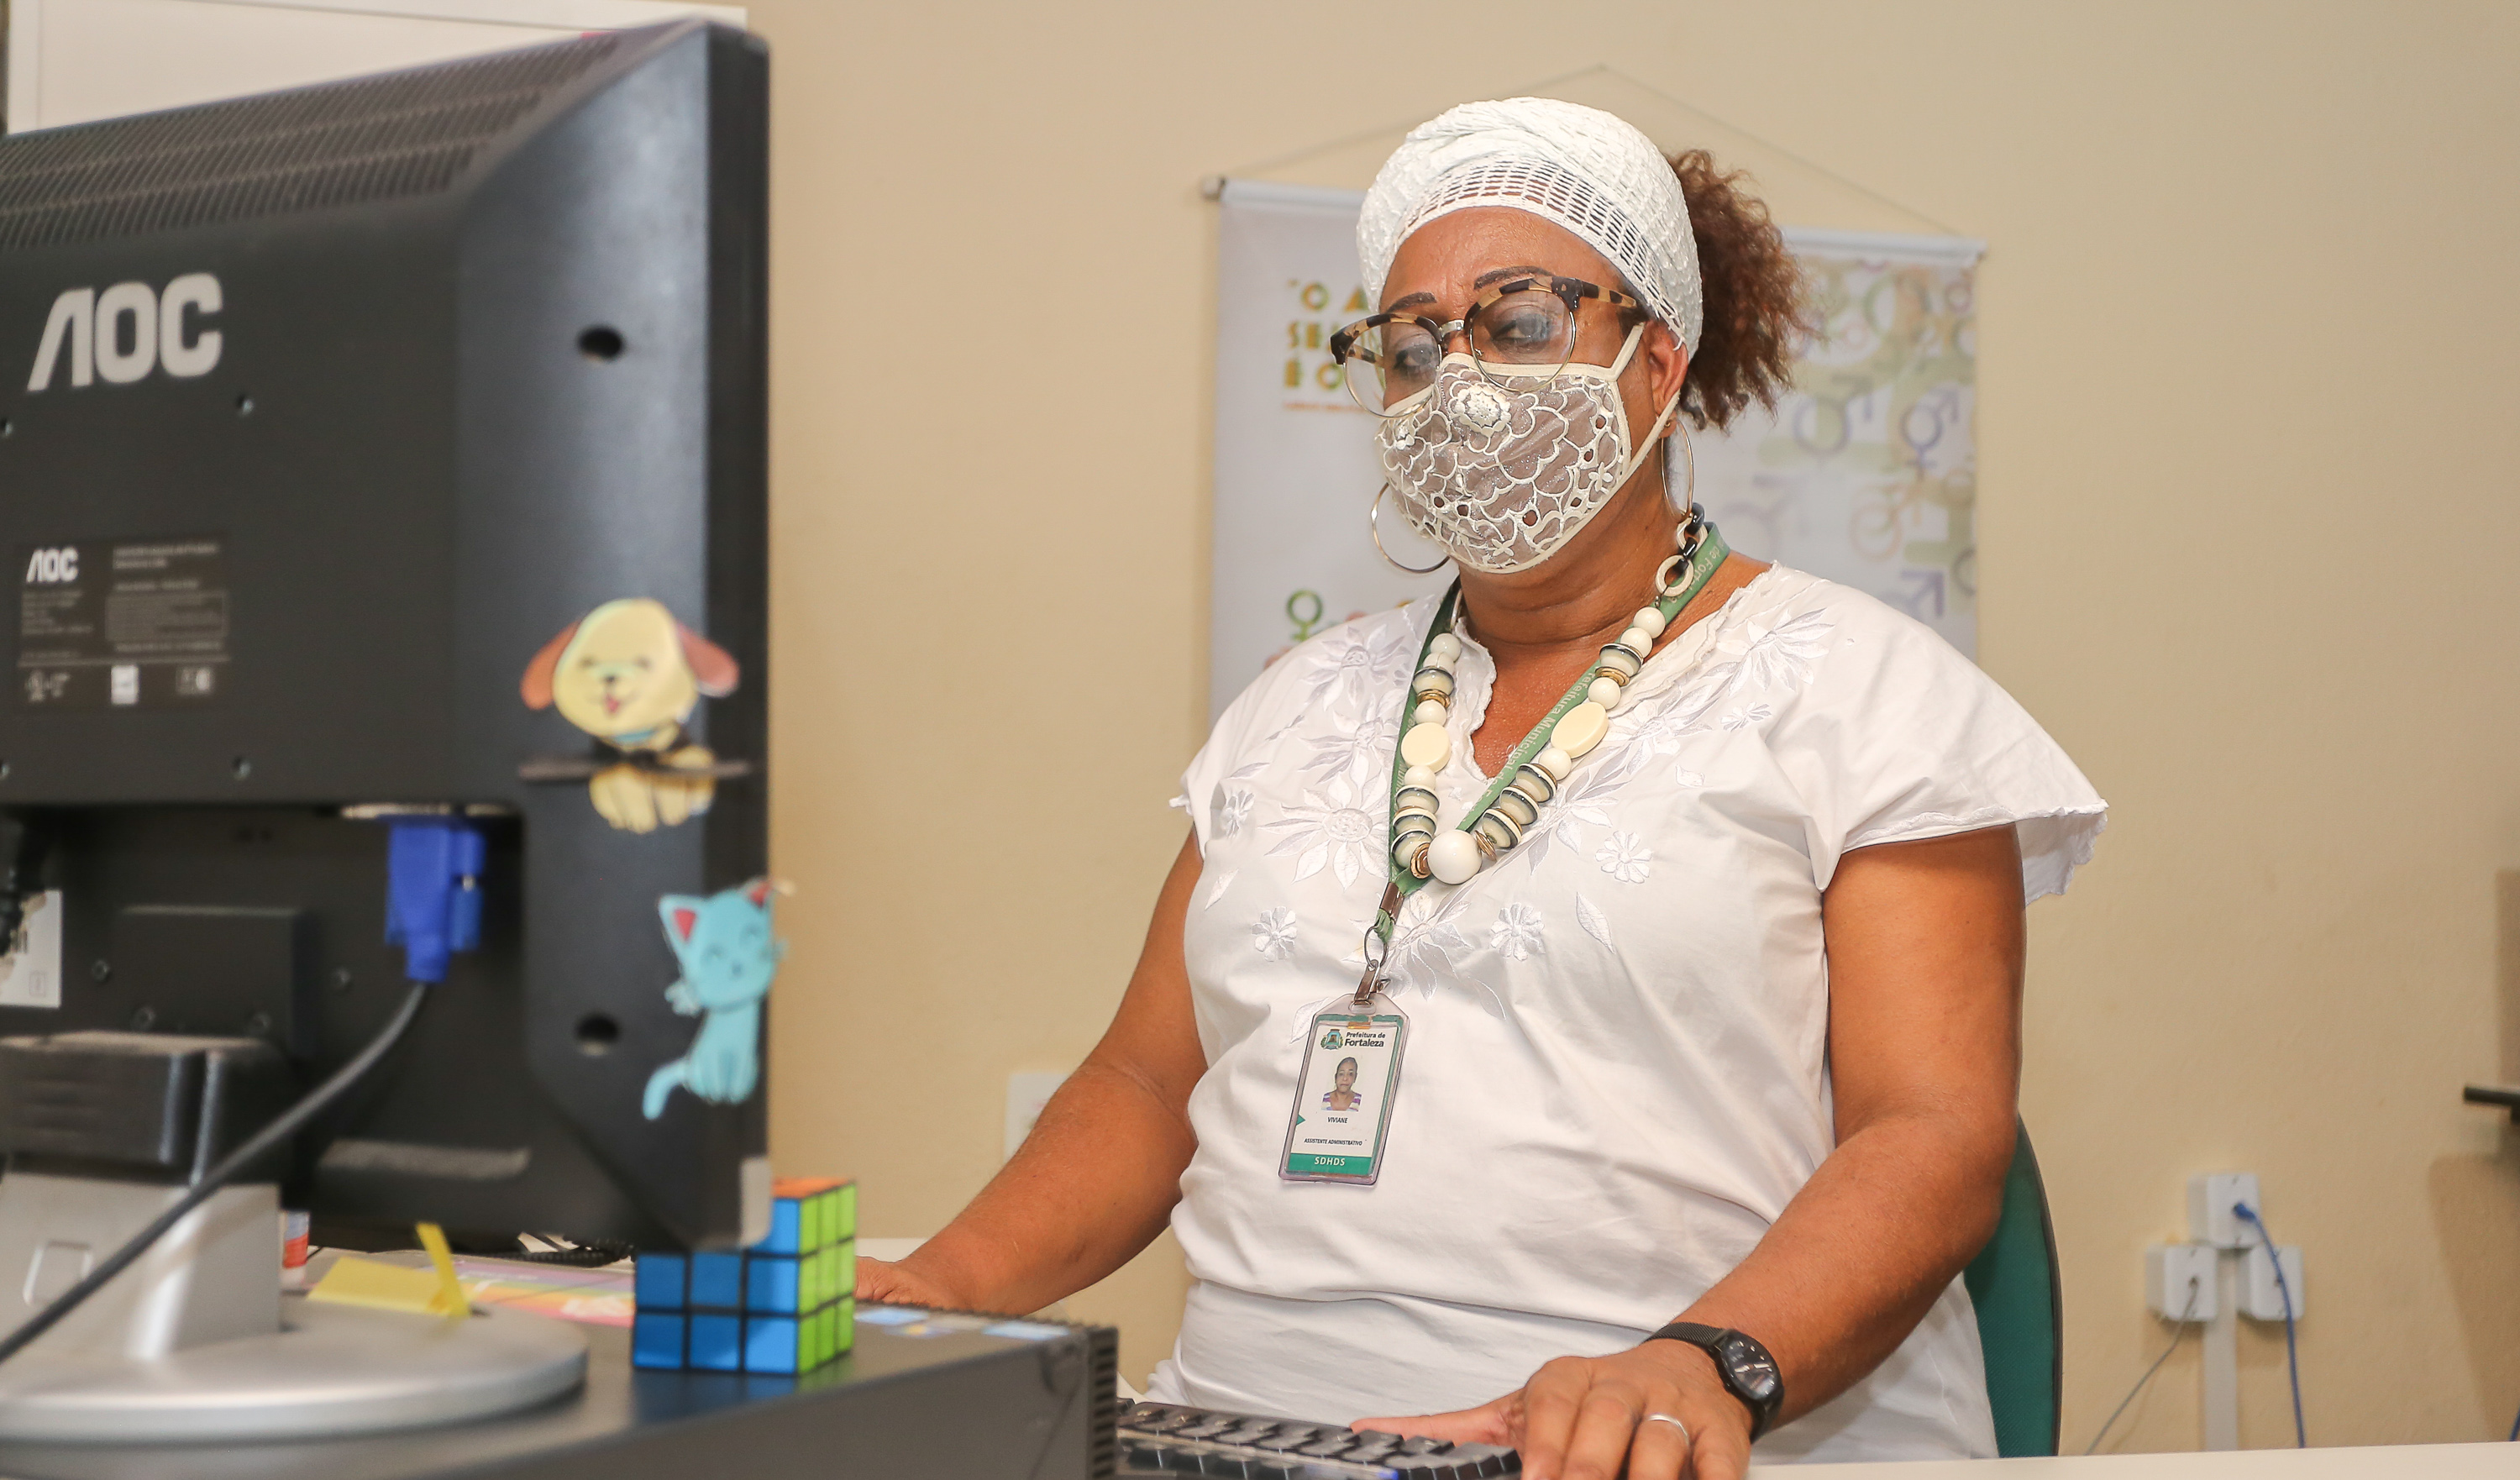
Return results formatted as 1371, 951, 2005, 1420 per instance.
0, 22, 771, 1248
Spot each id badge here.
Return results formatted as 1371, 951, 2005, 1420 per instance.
1278, 1000, 1407, 1185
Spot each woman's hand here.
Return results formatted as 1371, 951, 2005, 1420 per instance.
852, 1256, 964, 1310
1354, 1341, 1752, 1480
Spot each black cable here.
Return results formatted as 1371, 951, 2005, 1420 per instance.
0, 979, 433, 1371
2082, 1280, 2200, 1454
507, 1236, 634, 1267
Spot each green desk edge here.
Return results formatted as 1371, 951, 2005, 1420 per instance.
1961, 1120, 2062, 1457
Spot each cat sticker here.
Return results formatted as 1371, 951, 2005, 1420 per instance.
643, 877, 788, 1120
519, 598, 748, 833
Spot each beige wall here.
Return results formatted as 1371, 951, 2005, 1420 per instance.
750, 0, 2520, 1451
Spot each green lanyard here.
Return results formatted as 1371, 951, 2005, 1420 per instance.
1352, 518, 1731, 1003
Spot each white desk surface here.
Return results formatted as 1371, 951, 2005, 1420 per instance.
1772, 1443, 2517, 1476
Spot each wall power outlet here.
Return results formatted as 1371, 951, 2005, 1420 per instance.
2146, 1243, 2218, 1321
2242, 1242, 2304, 1321
1005, 1072, 1068, 1161
2187, 1172, 2261, 1249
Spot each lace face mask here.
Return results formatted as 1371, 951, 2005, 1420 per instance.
1375, 324, 1679, 575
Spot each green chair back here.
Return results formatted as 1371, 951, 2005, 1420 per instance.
1961, 1119, 2061, 1457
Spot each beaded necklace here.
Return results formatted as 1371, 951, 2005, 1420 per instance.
1350, 511, 1730, 1005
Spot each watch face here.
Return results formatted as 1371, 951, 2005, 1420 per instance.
1719, 1336, 1782, 1401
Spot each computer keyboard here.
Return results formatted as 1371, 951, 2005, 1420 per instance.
1119, 1401, 1522, 1477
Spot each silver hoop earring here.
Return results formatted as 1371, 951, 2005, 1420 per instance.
1371, 485, 1449, 575
1662, 421, 1697, 517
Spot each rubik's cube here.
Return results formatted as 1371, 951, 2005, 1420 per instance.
633, 1177, 856, 1373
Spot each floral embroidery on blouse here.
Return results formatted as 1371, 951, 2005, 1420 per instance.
1262, 774, 1383, 890
1614, 607, 1840, 756
1355, 883, 1499, 1023
1252, 907, 1298, 962
1595, 832, 1652, 884
1299, 706, 1400, 788
1208, 759, 1268, 841
1573, 894, 1615, 947
1210, 784, 1253, 840
1517, 753, 1636, 872
1740, 611, 1833, 691
1214, 567, 2097, 1049
1294, 621, 1416, 718
1489, 903, 1545, 961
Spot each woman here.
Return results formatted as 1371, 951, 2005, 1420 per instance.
1323, 1056, 1362, 1112
861, 97, 2103, 1479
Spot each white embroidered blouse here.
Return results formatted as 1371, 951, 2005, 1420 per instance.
1147, 564, 2106, 1462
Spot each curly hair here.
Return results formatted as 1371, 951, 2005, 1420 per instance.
1661, 150, 1808, 431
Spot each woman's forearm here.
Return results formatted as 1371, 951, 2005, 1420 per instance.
1679, 825, 2026, 1425
893, 832, 1210, 1316
900, 1054, 1197, 1315
1675, 1101, 2012, 1425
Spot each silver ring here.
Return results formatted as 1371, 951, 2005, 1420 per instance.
1641, 1412, 1693, 1446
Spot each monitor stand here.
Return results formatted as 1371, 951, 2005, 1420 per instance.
0, 1170, 586, 1443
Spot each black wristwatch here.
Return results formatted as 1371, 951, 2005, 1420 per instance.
1646, 1322, 1783, 1440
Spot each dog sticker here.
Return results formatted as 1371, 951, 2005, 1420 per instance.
643, 877, 787, 1120
519, 598, 742, 832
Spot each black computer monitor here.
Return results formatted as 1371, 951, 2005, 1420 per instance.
0, 18, 770, 1439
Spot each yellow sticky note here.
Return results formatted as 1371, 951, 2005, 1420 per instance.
306, 1223, 473, 1320
307, 1256, 462, 1317
415, 1222, 471, 1319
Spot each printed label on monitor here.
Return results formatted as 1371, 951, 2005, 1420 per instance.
0, 890, 62, 1009
14, 537, 228, 709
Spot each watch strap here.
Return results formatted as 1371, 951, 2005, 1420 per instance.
1646, 1321, 1782, 1441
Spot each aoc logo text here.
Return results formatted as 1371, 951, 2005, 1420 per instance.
26, 275, 223, 391
23, 548, 78, 585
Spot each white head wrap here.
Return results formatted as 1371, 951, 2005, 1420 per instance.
1357, 97, 1703, 354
